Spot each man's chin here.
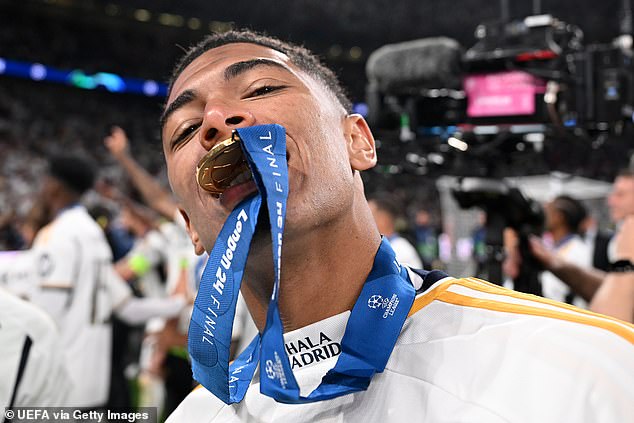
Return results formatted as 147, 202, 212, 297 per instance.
200, 194, 297, 259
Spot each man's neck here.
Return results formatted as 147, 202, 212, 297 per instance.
49, 198, 78, 219
551, 227, 573, 246
240, 205, 381, 333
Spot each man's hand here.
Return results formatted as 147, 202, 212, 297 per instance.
171, 261, 193, 303
104, 126, 130, 160
614, 215, 634, 262
502, 228, 521, 279
528, 235, 557, 271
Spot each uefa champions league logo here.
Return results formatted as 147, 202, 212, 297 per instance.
367, 293, 400, 318
367, 295, 388, 309
265, 360, 276, 379
263, 353, 289, 388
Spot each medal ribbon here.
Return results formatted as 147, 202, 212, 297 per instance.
188, 124, 415, 405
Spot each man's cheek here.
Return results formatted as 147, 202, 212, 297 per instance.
169, 153, 196, 190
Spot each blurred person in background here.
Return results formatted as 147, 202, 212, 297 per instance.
539, 195, 592, 308
607, 169, 634, 261
413, 209, 439, 270
88, 201, 138, 411
590, 215, 634, 322
530, 169, 634, 317
580, 214, 613, 272
368, 195, 423, 268
103, 200, 164, 412
112, 202, 163, 295
471, 211, 488, 278
88, 200, 134, 262
17, 200, 51, 249
104, 126, 179, 221
1, 288, 71, 408
0, 154, 188, 409
0, 213, 26, 251
113, 201, 196, 417
0, 200, 49, 251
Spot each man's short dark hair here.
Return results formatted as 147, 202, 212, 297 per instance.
553, 195, 587, 234
48, 154, 96, 196
167, 29, 352, 113
617, 168, 634, 179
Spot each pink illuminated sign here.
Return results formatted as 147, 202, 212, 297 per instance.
464, 70, 546, 118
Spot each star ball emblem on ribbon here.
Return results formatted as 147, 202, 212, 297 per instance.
188, 124, 416, 405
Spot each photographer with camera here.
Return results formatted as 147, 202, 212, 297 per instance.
529, 169, 634, 321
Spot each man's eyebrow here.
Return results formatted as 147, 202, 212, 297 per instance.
224, 58, 292, 81
160, 59, 291, 130
160, 89, 197, 130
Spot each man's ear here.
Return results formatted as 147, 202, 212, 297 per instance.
344, 114, 377, 171
179, 208, 205, 255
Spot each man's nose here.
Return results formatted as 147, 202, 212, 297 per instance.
199, 103, 255, 150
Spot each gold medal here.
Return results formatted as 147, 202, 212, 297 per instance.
196, 132, 251, 195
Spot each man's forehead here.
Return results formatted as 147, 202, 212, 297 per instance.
616, 176, 634, 188
169, 43, 296, 100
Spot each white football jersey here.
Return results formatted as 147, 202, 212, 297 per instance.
159, 219, 200, 294
128, 220, 199, 297
0, 289, 71, 408
24, 206, 131, 407
0, 251, 38, 299
168, 273, 634, 423
540, 235, 592, 308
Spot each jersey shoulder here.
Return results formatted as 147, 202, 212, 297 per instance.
56, 206, 101, 234
0, 290, 58, 338
34, 207, 101, 247
407, 276, 634, 345
166, 386, 233, 423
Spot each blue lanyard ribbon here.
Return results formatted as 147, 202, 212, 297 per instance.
188, 124, 415, 405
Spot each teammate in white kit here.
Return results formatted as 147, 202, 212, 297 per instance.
0, 155, 188, 409
160, 30, 634, 422
1, 289, 71, 408
539, 195, 592, 308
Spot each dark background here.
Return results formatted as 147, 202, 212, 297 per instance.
0, 0, 627, 101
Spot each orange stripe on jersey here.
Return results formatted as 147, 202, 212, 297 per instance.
436, 290, 634, 344
407, 277, 476, 317
407, 277, 634, 344
407, 279, 455, 317
461, 277, 634, 331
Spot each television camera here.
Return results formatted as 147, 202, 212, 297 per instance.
366, 1, 634, 137
452, 177, 544, 292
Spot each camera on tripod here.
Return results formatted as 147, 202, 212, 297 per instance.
452, 177, 544, 292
